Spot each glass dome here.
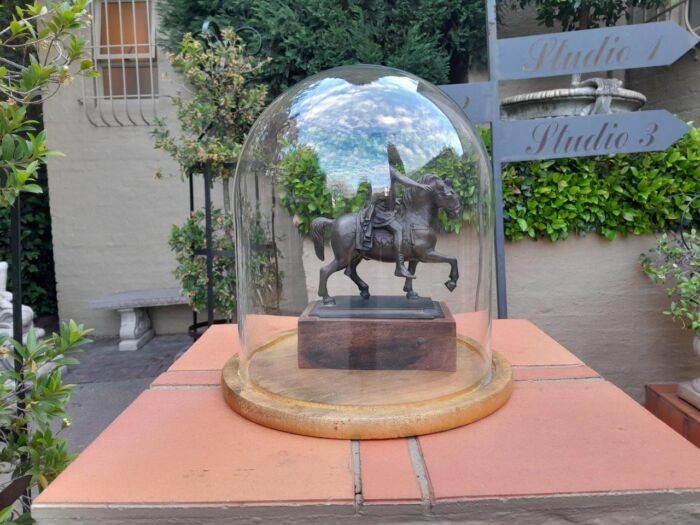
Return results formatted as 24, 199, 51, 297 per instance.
227, 64, 507, 438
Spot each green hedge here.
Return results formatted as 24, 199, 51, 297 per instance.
503, 126, 700, 241
156, 0, 487, 95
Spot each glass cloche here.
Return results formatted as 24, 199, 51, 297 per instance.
223, 64, 512, 439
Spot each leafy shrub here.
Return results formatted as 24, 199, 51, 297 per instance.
0, 321, 92, 521
169, 209, 237, 319
503, 127, 700, 241
276, 146, 369, 235
641, 229, 700, 334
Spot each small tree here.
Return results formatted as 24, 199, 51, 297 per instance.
0, 1, 95, 519
153, 28, 269, 318
641, 229, 700, 334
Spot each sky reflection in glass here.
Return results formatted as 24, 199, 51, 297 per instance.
286, 69, 464, 196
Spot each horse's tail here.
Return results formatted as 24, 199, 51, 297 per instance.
311, 217, 333, 261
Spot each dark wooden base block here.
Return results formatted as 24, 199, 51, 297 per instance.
298, 299, 456, 371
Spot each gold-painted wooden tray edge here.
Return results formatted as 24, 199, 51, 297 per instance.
221, 351, 513, 440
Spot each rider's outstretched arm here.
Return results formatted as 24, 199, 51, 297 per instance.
389, 166, 427, 190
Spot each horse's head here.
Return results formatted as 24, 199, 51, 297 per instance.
424, 176, 461, 220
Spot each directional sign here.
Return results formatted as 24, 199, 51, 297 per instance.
499, 21, 699, 80
439, 81, 493, 123
499, 110, 689, 162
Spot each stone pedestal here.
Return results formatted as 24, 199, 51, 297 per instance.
117, 308, 154, 351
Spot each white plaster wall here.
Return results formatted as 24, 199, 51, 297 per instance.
43, 37, 196, 336
506, 235, 700, 401
627, 50, 700, 122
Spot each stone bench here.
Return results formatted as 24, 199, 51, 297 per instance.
92, 288, 189, 351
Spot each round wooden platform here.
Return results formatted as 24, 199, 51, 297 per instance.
222, 331, 513, 439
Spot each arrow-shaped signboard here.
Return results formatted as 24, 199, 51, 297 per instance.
499, 21, 699, 80
499, 110, 689, 162
439, 82, 493, 123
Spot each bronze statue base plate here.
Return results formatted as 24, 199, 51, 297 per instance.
221, 330, 513, 440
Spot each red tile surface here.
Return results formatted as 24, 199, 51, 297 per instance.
419, 380, 700, 500
360, 440, 421, 503
512, 364, 599, 382
166, 318, 583, 379
151, 370, 220, 388
493, 319, 582, 367
35, 389, 354, 505
168, 324, 239, 372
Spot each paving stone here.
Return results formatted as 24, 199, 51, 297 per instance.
35, 389, 355, 506
419, 380, 700, 501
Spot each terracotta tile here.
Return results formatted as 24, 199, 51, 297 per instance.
687, 418, 700, 448
492, 319, 583, 367
35, 389, 354, 505
151, 370, 220, 388
419, 381, 700, 500
657, 394, 688, 435
360, 440, 421, 503
645, 384, 661, 413
512, 364, 599, 382
168, 324, 239, 372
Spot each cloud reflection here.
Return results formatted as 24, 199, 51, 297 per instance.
284, 68, 464, 195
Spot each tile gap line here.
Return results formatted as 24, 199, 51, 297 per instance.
408, 437, 434, 513
351, 440, 364, 510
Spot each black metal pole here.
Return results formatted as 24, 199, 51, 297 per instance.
10, 196, 22, 343
203, 164, 215, 326
188, 171, 198, 332
10, 195, 30, 512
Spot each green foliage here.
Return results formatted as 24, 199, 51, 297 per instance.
510, 0, 668, 30
0, 321, 92, 521
168, 209, 237, 319
0, 0, 94, 206
152, 28, 269, 182
0, 172, 57, 316
276, 145, 480, 235
155, 29, 270, 316
0, 4, 93, 517
275, 146, 369, 235
156, 0, 488, 95
641, 230, 700, 334
503, 127, 700, 241
413, 148, 481, 233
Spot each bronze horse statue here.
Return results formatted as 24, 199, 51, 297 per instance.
310, 175, 462, 304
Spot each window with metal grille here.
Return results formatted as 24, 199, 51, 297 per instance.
81, 0, 158, 126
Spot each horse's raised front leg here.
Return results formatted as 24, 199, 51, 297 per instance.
318, 259, 344, 305
403, 260, 419, 299
421, 250, 459, 292
345, 257, 370, 299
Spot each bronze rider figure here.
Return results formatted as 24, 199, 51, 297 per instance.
359, 143, 432, 279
